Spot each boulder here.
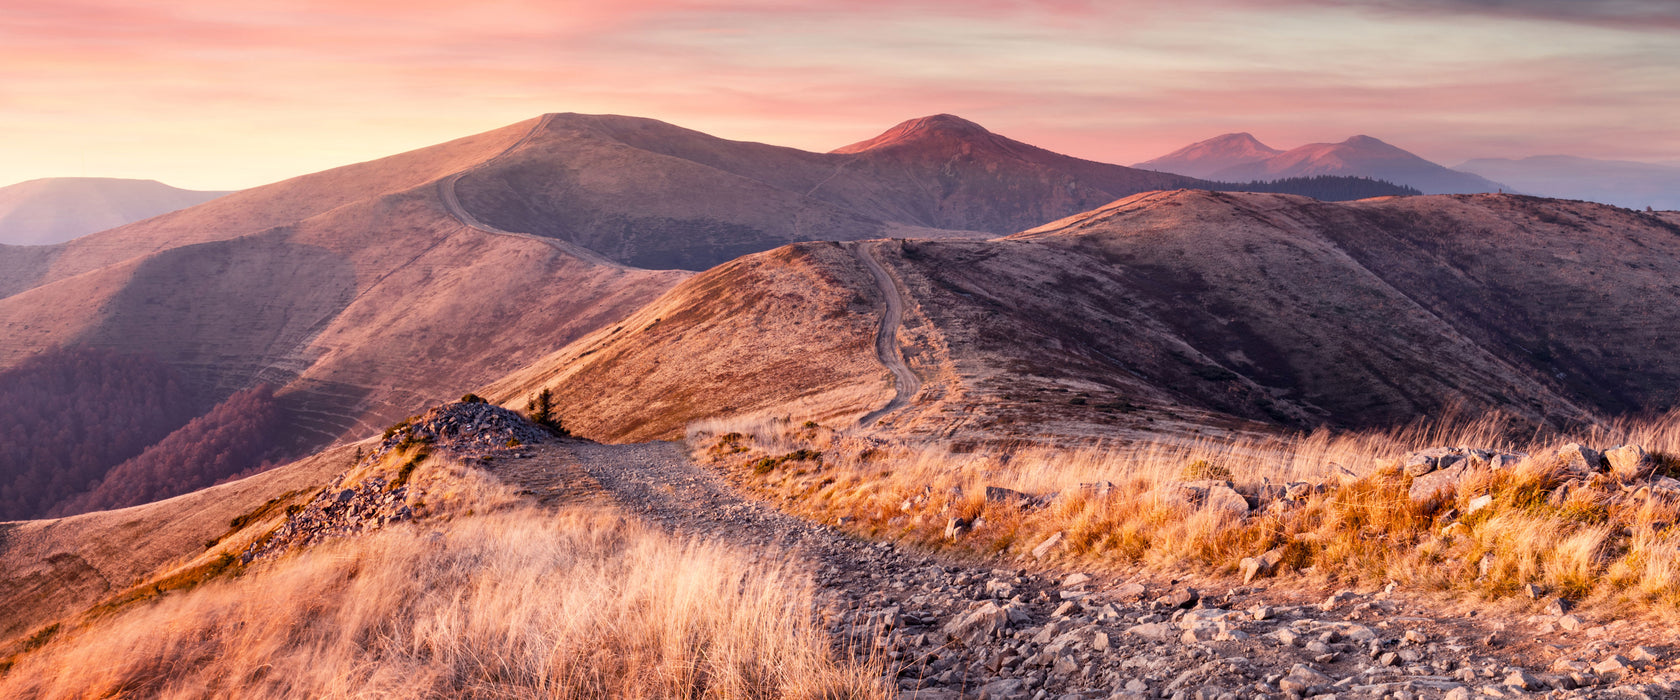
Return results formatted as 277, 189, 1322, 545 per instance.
943, 601, 1011, 645
1239, 548, 1285, 584
1403, 447, 1457, 477
944, 517, 969, 540
1278, 664, 1334, 694
1031, 531, 1065, 559
1557, 443, 1605, 475
1203, 484, 1251, 516
1605, 444, 1653, 481
1409, 460, 1471, 502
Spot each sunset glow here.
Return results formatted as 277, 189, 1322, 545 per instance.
4, 0, 1678, 189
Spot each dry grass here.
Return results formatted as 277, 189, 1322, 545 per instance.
0, 503, 887, 700
691, 410, 1680, 615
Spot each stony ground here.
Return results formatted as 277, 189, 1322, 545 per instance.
467, 439, 1680, 700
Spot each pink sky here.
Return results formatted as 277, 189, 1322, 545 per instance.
3, 0, 1678, 190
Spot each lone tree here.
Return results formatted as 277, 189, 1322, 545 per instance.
526, 388, 568, 436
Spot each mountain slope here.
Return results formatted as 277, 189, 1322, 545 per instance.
1456, 155, 1680, 211
1, 119, 540, 299
1207, 136, 1507, 195
451, 113, 1213, 270
492, 191, 1680, 443
0, 178, 228, 247
1133, 132, 1282, 179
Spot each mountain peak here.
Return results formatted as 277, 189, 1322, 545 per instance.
1133, 132, 1282, 178
1340, 135, 1396, 149
831, 114, 998, 154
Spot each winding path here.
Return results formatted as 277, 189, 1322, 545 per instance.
853, 241, 922, 425
434, 114, 622, 268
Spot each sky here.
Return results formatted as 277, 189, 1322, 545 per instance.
3, 0, 1678, 190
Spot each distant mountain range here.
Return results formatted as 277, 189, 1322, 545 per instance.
3, 112, 1677, 522
1456, 156, 1680, 211
0, 178, 228, 246
1138, 134, 1508, 195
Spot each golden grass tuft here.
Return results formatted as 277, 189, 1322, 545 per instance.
692, 411, 1680, 616
0, 507, 887, 700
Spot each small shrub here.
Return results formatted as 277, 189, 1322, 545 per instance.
526, 388, 570, 436
459, 393, 486, 404
750, 450, 824, 475
1182, 459, 1233, 481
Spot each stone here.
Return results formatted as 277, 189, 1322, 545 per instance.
986, 579, 1017, 599
978, 678, 1028, 700
943, 601, 1011, 645
1403, 450, 1443, 477
1545, 598, 1573, 616
1557, 614, 1583, 631
1443, 688, 1471, 700
1275, 628, 1301, 646
1467, 494, 1494, 514
1606, 444, 1653, 481
1112, 582, 1148, 600
1181, 626, 1220, 643
1126, 622, 1177, 642
902, 691, 961, 700
1286, 482, 1319, 500
1204, 484, 1251, 516
1629, 646, 1661, 664
986, 485, 1033, 505
1504, 670, 1543, 690
1053, 601, 1080, 617
944, 517, 969, 540
1593, 655, 1632, 681
1278, 664, 1333, 694
1557, 444, 1605, 475
1032, 531, 1065, 559
1321, 590, 1361, 611
1160, 586, 1200, 609
1063, 572, 1092, 588
1052, 654, 1080, 676
1410, 461, 1472, 502
1092, 631, 1110, 651
1240, 548, 1286, 584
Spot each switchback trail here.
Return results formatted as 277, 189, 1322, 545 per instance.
476, 440, 1670, 700
854, 241, 922, 426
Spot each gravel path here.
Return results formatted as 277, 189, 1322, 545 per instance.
476, 440, 1680, 700
853, 240, 923, 426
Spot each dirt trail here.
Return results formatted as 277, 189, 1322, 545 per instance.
434, 114, 624, 268
854, 241, 922, 426
476, 440, 1676, 700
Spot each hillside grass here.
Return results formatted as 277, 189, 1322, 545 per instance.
0, 475, 886, 699
690, 411, 1680, 616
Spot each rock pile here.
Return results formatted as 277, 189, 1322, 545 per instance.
373, 400, 552, 461
1403, 443, 1678, 504
241, 475, 417, 563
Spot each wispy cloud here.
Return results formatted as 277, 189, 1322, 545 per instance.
0, 0, 1675, 189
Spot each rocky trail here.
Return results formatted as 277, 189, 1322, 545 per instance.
854, 240, 922, 427
467, 436, 1680, 700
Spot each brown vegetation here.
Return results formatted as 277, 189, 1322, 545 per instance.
0, 346, 201, 519
52, 385, 290, 516
692, 411, 1680, 616
0, 447, 886, 700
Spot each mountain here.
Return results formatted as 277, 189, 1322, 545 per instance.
449, 113, 1211, 269
1456, 155, 1680, 211
1144, 134, 1508, 195
1134, 132, 1282, 179
491, 190, 1680, 444
0, 178, 228, 247
0, 112, 1219, 517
